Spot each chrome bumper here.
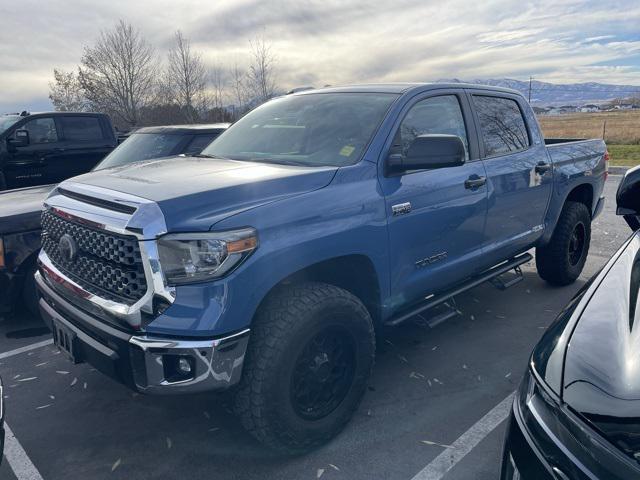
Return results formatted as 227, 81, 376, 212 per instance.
129, 329, 250, 394
36, 269, 250, 395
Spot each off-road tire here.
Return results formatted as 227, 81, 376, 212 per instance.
234, 282, 375, 453
536, 201, 591, 286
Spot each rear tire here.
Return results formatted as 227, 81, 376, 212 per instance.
536, 201, 591, 286
234, 282, 375, 453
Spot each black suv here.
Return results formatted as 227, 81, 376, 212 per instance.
0, 111, 117, 190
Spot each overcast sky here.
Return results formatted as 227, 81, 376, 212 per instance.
1, 0, 640, 112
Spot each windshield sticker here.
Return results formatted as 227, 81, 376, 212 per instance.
340, 145, 355, 157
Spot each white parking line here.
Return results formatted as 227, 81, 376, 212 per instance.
0, 340, 53, 361
4, 423, 44, 480
411, 391, 515, 480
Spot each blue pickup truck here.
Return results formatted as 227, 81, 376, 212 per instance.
34, 83, 607, 452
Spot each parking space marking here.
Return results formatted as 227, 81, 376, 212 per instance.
0, 340, 53, 360
4, 423, 44, 480
411, 391, 515, 480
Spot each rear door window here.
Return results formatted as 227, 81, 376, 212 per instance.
60, 116, 105, 142
472, 96, 530, 157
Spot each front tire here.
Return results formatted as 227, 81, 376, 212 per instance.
22, 263, 41, 316
536, 201, 591, 286
234, 282, 375, 453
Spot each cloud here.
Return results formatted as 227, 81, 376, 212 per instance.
2, 0, 640, 112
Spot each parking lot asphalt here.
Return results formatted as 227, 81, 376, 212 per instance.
0, 175, 629, 480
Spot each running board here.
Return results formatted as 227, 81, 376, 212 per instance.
384, 253, 532, 327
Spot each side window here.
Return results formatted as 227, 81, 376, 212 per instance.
18, 117, 59, 144
60, 116, 104, 141
395, 95, 469, 160
183, 134, 217, 155
472, 96, 530, 157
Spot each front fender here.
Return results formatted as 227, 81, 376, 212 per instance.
145, 163, 390, 337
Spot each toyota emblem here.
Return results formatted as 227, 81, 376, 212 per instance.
58, 234, 78, 262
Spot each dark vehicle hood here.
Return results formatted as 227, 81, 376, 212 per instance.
563, 233, 640, 459
0, 185, 53, 234
66, 157, 338, 231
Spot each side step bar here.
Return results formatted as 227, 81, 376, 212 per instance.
384, 253, 532, 327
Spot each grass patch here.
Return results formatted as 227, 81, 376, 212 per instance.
607, 144, 640, 166
537, 110, 640, 145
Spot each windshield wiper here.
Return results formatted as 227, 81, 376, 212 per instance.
248, 158, 311, 167
193, 153, 224, 159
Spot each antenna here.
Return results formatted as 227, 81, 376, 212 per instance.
528, 76, 533, 103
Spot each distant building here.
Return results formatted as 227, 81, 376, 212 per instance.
580, 104, 600, 113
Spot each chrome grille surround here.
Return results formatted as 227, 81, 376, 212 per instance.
37, 181, 176, 329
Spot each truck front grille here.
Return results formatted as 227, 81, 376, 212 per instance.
41, 210, 147, 303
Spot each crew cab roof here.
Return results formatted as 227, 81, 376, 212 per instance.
293, 82, 522, 97
133, 123, 231, 135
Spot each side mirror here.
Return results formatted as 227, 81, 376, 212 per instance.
387, 134, 465, 174
8, 129, 29, 149
616, 165, 640, 230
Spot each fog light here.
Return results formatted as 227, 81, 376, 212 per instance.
162, 355, 195, 383
178, 357, 192, 374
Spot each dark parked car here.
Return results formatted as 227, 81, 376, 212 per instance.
501, 166, 640, 479
0, 374, 4, 464
0, 123, 229, 316
0, 111, 117, 190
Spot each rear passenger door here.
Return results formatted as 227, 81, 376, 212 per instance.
469, 92, 553, 264
56, 115, 113, 181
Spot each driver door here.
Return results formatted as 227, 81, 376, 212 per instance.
5, 116, 65, 189
379, 93, 489, 309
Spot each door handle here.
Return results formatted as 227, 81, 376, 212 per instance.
464, 175, 486, 189
535, 162, 552, 174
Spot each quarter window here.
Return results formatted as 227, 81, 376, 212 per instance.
472, 96, 529, 157
60, 116, 104, 141
19, 117, 58, 144
394, 95, 469, 160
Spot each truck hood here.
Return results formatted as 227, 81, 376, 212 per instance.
0, 184, 53, 234
65, 157, 338, 231
563, 233, 640, 459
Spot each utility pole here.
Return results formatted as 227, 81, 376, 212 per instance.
528, 76, 533, 103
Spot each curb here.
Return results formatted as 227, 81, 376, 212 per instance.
609, 166, 630, 175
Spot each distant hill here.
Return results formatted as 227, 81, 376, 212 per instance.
440, 78, 640, 106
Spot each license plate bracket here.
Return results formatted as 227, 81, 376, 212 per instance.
52, 320, 81, 364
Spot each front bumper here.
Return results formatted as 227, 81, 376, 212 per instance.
35, 270, 250, 394
501, 371, 640, 480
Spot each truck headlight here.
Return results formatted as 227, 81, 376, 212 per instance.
157, 228, 258, 285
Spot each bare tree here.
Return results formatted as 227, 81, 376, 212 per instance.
231, 62, 248, 119
246, 36, 277, 104
78, 20, 157, 127
48, 69, 89, 112
210, 63, 226, 111
165, 30, 210, 123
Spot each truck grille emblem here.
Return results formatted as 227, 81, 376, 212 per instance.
58, 234, 79, 263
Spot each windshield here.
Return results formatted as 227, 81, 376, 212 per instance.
96, 132, 185, 169
203, 92, 398, 167
0, 115, 20, 135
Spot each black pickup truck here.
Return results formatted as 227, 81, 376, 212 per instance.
0, 122, 229, 316
0, 111, 117, 190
